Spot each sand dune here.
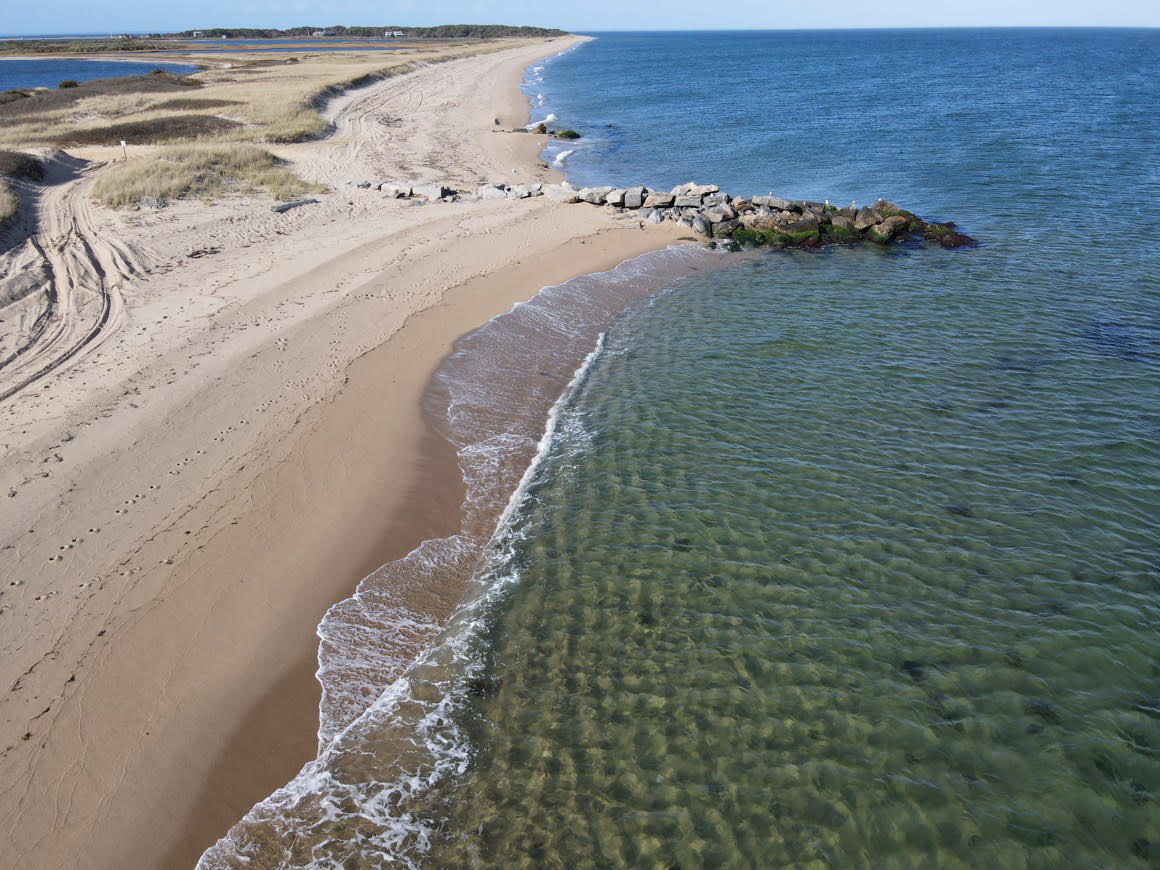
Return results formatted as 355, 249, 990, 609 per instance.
0, 38, 684, 869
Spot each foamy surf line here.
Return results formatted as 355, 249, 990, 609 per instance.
197, 244, 721, 868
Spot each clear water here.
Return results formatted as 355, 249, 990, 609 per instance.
427, 245, 1160, 866
0, 58, 194, 91
202, 29, 1160, 868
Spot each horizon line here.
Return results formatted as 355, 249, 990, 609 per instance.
2, 24, 1159, 38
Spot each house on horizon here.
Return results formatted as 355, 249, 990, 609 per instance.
384, 30, 405, 38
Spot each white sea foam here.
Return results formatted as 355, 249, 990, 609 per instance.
552, 148, 576, 167
197, 245, 721, 869
524, 111, 556, 131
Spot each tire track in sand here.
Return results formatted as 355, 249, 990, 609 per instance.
0, 157, 143, 404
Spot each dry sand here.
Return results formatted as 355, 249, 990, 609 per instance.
0, 38, 686, 869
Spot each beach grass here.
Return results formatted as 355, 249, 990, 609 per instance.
0, 150, 44, 226
0, 150, 45, 181
52, 114, 244, 146
91, 144, 325, 207
0, 183, 16, 226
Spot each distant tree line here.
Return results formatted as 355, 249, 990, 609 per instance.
170, 25, 568, 39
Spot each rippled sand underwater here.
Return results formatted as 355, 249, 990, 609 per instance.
421, 245, 1159, 867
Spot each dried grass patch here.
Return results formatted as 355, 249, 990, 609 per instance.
91, 144, 324, 207
0, 182, 16, 225
53, 114, 242, 146
0, 150, 45, 181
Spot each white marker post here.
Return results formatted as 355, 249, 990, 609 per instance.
121, 140, 128, 160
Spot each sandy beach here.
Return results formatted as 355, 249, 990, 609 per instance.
0, 37, 685, 869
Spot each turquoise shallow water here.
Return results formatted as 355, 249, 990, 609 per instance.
201, 30, 1160, 868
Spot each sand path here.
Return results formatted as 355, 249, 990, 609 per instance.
0, 38, 685, 870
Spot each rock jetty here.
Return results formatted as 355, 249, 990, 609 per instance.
561, 181, 977, 249
370, 178, 976, 249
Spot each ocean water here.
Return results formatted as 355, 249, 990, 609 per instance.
0, 58, 194, 91
201, 29, 1160, 868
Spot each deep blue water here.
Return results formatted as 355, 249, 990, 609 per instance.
202, 29, 1160, 868
0, 58, 194, 91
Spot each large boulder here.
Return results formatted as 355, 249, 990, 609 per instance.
645, 209, 664, 224
476, 184, 508, 201
711, 218, 741, 238
675, 193, 705, 208
577, 186, 614, 205
940, 231, 976, 248
751, 195, 794, 210
671, 182, 718, 196
643, 191, 675, 208
380, 183, 411, 198
507, 184, 542, 199
868, 215, 908, 243
830, 215, 854, 230
692, 213, 712, 237
412, 183, 454, 200
605, 188, 627, 207
543, 184, 579, 203
741, 212, 820, 235
853, 207, 882, 231
624, 186, 647, 209
702, 203, 738, 223
740, 212, 775, 231
782, 214, 820, 234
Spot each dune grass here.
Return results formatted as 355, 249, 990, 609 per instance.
91, 145, 324, 207
0, 150, 44, 227
0, 183, 16, 226
54, 114, 243, 146
0, 150, 45, 181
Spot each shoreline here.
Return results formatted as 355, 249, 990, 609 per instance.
0, 36, 689, 870
183, 237, 700, 868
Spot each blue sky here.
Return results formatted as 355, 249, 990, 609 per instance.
4, 0, 1159, 36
